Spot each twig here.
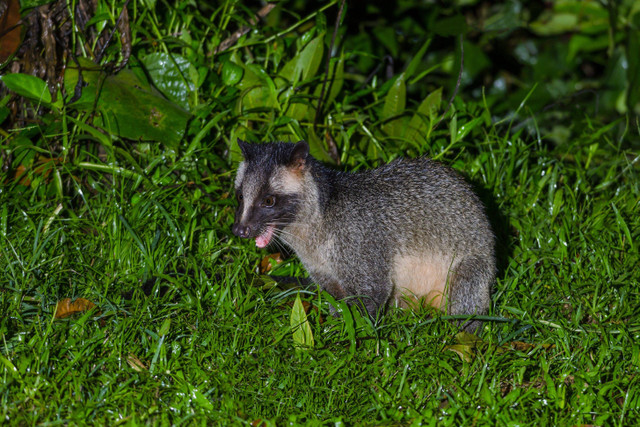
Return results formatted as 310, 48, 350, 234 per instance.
314, 0, 346, 132
433, 34, 464, 131
95, 0, 131, 64
215, 3, 277, 55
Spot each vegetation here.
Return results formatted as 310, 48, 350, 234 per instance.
1, 0, 639, 424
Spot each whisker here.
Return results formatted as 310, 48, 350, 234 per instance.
273, 227, 308, 246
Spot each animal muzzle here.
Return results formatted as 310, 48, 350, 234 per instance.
232, 223, 252, 238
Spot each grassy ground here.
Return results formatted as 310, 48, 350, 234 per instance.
1, 109, 639, 425
2, 1, 640, 425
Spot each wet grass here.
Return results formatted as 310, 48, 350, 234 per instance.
1, 111, 639, 425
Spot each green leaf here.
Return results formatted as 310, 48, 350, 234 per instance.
374, 26, 399, 57
567, 34, 609, 62
626, 22, 640, 111
278, 33, 325, 86
307, 128, 334, 164
66, 116, 113, 147
310, 53, 346, 124
382, 73, 406, 138
158, 318, 171, 337
530, 12, 578, 36
405, 38, 431, 80
324, 53, 345, 110
550, 187, 564, 223
432, 14, 468, 36
611, 203, 634, 251
321, 292, 356, 357
64, 59, 190, 147
236, 61, 278, 111
190, 388, 214, 411
221, 60, 243, 86
406, 87, 442, 143
454, 116, 483, 143
0, 105, 9, 125
290, 293, 314, 349
141, 53, 196, 111
0, 73, 52, 105
279, 33, 325, 120
0, 354, 19, 379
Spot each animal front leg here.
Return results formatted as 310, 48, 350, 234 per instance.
308, 271, 348, 316
341, 273, 393, 320
311, 271, 391, 320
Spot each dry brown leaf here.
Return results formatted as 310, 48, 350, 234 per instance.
508, 341, 555, 352
54, 297, 97, 319
11, 156, 61, 186
0, 0, 22, 64
446, 344, 475, 363
447, 333, 555, 362
283, 298, 324, 324
126, 353, 147, 372
285, 299, 312, 314
260, 252, 283, 273
446, 331, 483, 362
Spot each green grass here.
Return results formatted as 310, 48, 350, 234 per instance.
1, 113, 639, 425
2, 0, 640, 425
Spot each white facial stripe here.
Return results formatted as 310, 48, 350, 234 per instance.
239, 179, 260, 224
235, 161, 259, 224
234, 161, 247, 189
240, 195, 254, 223
269, 166, 304, 195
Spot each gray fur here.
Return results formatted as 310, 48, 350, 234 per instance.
233, 140, 496, 332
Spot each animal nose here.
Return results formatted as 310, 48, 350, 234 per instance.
232, 223, 251, 238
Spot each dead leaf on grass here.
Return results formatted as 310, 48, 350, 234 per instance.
445, 331, 484, 362
54, 297, 98, 319
126, 353, 147, 371
446, 344, 475, 363
508, 341, 555, 352
446, 332, 555, 362
259, 252, 283, 273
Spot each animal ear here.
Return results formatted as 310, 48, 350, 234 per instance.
237, 139, 252, 160
288, 141, 309, 171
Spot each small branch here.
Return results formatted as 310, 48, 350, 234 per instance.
95, 0, 131, 65
314, 0, 346, 132
214, 3, 277, 55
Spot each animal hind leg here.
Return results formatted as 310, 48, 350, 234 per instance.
447, 255, 494, 333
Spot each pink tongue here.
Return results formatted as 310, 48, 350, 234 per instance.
255, 225, 275, 248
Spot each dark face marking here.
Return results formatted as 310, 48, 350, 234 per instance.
232, 185, 300, 239
232, 140, 308, 241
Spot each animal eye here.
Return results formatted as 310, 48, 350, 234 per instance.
237, 193, 243, 201
263, 196, 275, 207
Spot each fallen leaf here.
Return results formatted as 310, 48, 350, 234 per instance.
446, 331, 484, 362
126, 353, 147, 371
446, 344, 475, 363
455, 331, 484, 345
508, 341, 555, 352
447, 332, 556, 362
54, 297, 97, 319
259, 252, 283, 273
0, 0, 22, 65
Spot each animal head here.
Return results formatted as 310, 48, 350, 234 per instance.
232, 140, 309, 248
